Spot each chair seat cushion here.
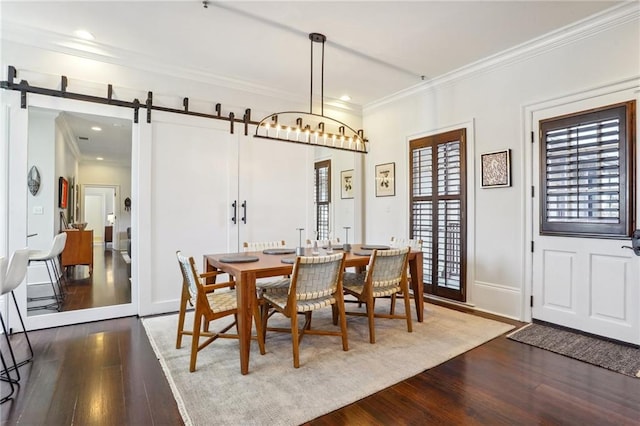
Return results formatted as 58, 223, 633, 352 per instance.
207, 290, 238, 314
256, 278, 290, 295
28, 250, 52, 261
263, 292, 335, 313
343, 272, 401, 298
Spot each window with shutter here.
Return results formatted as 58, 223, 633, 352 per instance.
410, 129, 467, 302
314, 160, 331, 240
540, 101, 635, 238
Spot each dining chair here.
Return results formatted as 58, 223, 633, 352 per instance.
261, 252, 348, 368
176, 258, 232, 349
389, 237, 423, 317
343, 246, 412, 344
243, 240, 286, 252
27, 232, 67, 312
243, 240, 290, 295
0, 248, 33, 387
306, 237, 340, 248
175, 251, 265, 372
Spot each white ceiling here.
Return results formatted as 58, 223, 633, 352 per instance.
1, 0, 623, 163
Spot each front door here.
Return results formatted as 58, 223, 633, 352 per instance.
531, 97, 639, 345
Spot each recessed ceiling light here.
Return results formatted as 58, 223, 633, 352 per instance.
74, 29, 95, 41
340, 95, 352, 102
96, 157, 104, 161
91, 126, 102, 132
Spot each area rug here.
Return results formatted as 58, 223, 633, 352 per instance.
508, 323, 640, 378
142, 301, 514, 426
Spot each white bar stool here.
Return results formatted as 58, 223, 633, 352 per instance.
27, 232, 67, 312
0, 248, 33, 403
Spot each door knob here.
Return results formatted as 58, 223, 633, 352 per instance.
621, 230, 640, 256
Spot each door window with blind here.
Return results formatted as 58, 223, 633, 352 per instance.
314, 160, 331, 240
410, 129, 467, 302
540, 101, 635, 238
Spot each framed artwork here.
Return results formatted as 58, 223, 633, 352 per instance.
58, 176, 69, 208
481, 149, 511, 188
341, 169, 354, 199
375, 162, 395, 197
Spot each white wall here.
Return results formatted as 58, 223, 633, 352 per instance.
362, 6, 640, 319
80, 163, 132, 248
27, 109, 56, 252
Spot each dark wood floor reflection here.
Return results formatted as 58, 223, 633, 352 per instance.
28, 247, 131, 314
3, 306, 639, 425
62, 247, 131, 311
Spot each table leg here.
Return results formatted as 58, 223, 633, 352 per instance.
409, 252, 424, 322
236, 272, 256, 375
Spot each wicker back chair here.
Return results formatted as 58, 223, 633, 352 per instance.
343, 246, 412, 343
261, 252, 348, 368
175, 251, 265, 372
243, 240, 286, 252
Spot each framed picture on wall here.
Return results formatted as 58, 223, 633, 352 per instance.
375, 162, 395, 197
58, 176, 69, 208
341, 169, 354, 199
481, 149, 511, 188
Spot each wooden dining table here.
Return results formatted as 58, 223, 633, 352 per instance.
204, 244, 424, 375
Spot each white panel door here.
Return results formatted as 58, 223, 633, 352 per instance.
531, 98, 640, 345
145, 116, 236, 314
236, 135, 311, 250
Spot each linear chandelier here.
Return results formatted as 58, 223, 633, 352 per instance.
254, 33, 368, 154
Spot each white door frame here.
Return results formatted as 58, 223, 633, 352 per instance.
6, 94, 138, 331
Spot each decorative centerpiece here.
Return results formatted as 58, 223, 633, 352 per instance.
71, 222, 88, 231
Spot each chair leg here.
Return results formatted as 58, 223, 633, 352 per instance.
290, 310, 300, 368
0, 350, 16, 404
390, 293, 396, 315
366, 297, 376, 344
176, 287, 190, 349
8, 291, 34, 369
335, 292, 349, 351
26, 259, 61, 312
0, 315, 20, 383
51, 257, 66, 300
252, 297, 265, 355
403, 284, 413, 333
189, 308, 203, 372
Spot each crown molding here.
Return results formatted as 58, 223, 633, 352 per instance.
364, 2, 640, 113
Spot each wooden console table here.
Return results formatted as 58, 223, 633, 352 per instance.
62, 229, 94, 274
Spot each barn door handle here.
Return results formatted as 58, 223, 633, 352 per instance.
231, 200, 237, 224
241, 200, 247, 224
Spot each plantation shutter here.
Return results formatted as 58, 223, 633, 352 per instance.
540, 102, 634, 237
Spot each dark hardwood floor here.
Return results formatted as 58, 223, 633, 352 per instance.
4, 259, 640, 425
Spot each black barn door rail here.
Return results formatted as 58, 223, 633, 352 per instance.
0, 65, 258, 135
